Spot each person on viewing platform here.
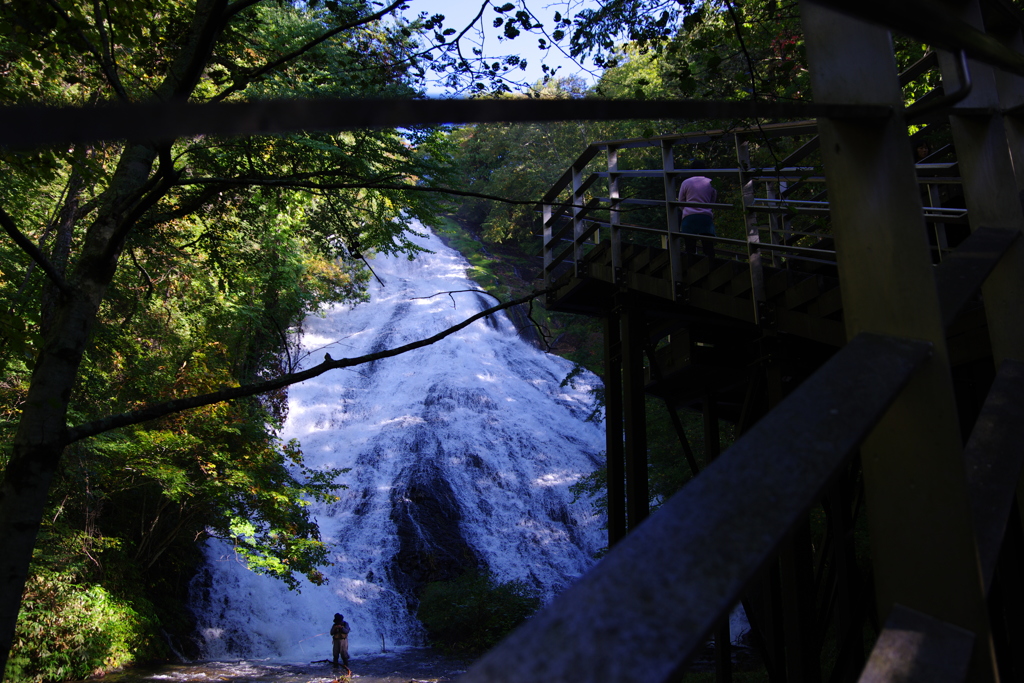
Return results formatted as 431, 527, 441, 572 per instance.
677, 168, 718, 260
331, 612, 352, 669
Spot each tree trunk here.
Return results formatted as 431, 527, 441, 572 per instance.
0, 0, 228, 670
0, 141, 159, 674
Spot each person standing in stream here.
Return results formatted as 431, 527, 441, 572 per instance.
330, 613, 351, 669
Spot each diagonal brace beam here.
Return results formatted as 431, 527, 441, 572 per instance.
934, 226, 1019, 328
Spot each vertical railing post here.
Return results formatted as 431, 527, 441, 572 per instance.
996, 28, 1024, 199
572, 161, 586, 278
607, 145, 623, 284
801, 2, 997, 679
736, 134, 766, 323
662, 139, 685, 300
703, 393, 733, 683
542, 201, 553, 290
766, 180, 783, 268
923, 181, 948, 263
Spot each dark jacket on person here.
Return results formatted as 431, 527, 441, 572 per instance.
331, 619, 350, 640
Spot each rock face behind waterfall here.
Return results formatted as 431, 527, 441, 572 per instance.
190, 224, 606, 662
388, 438, 481, 605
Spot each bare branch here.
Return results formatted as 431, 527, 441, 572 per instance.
0, 205, 74, 298
65, 286, 554, 443
411, 288, 497, 308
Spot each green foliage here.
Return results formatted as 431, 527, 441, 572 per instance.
448, 76, 690, 246
7, 535, 164, 683
416, 571, 541, 655
570, 395, 734, 540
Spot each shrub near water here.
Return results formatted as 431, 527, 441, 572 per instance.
7, 570, 162, 682
416, 571, 540, 655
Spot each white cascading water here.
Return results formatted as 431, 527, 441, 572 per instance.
190, 223, 606, 662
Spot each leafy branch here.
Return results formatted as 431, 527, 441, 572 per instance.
43, 0, 129, 100
0, 205, 74, 298
209, 0, 409, 103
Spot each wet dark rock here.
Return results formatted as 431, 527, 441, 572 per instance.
422, 383, 497, 413
505, 302, 543, 348
387, 448, 480, 606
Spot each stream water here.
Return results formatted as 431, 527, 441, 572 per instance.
88, 648, 471, 683
177, 222, 606, 674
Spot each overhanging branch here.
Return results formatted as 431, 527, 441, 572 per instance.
210, 0, 408, 103
178, 176, 560, 206
0, 98, 893, 149
0, 205, 74, 297
65, 286, 554, 443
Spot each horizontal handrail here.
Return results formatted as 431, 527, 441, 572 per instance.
757, 241, 838, 259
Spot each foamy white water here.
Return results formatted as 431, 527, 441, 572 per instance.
191, 224, 606, 662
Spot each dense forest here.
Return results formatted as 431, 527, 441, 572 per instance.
0, 0, 943, 679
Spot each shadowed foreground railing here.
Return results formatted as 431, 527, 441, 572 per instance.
458, 333, 931, 683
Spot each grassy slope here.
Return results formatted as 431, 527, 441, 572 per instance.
434, 214, 605, 372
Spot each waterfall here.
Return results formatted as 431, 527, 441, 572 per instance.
190, 223, 606, 662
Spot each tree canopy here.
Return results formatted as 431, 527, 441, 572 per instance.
0, 0, 481, 676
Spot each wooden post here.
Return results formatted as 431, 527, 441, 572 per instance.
543, 202, 553, 288
704, 393, 732, 683
801, 2, 997, 679
938, 4, 1024, 367
736, 134, 766, 323
608, 145, 623, 284
603, 313, 626, 547
619, 293, 648, 529
663, 140, 685, 300
572, 161, 586, 277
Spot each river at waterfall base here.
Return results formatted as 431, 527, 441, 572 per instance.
89, 647, 471, 683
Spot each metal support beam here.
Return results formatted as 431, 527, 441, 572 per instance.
619, 295, 649, 529
603, 314, 626, 547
